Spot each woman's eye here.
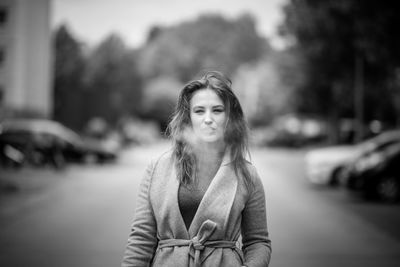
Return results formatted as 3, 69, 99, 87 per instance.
194, 110, 204, 114
213, 109, 224, 113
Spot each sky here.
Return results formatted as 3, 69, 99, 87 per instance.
52, 0, 289, 49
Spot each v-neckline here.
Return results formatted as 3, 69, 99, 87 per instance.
177, 163, 222, 234
170, 148, 234, 238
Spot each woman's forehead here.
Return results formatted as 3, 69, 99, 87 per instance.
190, 89, 224, 107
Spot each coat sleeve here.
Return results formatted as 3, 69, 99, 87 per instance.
241, 167, 272, 267
121, 161, 158, 267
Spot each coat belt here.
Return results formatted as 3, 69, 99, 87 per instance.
158, 237, 239, 267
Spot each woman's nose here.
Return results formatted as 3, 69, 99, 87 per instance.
204, 112, 213, 124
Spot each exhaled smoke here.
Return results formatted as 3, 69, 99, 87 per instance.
178, 126, 198, 150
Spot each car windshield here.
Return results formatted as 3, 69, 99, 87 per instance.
1, 119, 83, 145
382, 142, 400, 159
358, 130, 400, 155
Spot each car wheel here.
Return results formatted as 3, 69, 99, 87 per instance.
83, 153, 98, 164
329, 167, 343, 187
52, 152, 66, 170
376, 176, 400, 203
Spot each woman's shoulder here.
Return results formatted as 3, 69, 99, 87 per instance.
147, 149, 174, 173
154, 149, 173, 163
244, 161, 259, 178
241, 161, 263, 189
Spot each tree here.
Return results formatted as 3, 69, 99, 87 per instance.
232, 48, 306, 126
139, 13, 269, 82
53, 24, 86, 130
279, 0, 400, 141
140, 76, 183, 131
84, 34, 143, 125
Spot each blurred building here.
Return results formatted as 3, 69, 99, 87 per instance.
0, 0, 52, 119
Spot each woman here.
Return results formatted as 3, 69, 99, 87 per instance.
122, 71, 271, 267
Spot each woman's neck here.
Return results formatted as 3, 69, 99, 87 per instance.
193, 141, 226, 166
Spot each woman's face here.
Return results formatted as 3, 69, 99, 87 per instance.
190, 89, 227, 144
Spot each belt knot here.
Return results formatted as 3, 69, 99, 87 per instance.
157, 237, 240, 267
189, 236, 204, 251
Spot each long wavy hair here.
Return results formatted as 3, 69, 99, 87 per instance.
167, 71, 251, 186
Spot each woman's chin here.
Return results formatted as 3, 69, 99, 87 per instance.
198, 136, 224, 145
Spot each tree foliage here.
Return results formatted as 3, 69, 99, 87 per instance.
84, 34, 143, 124
53, 13, 271, 130
53, 25, 86, 130
279, 0, 400, 127
141, 76, 183, 131
233, 49, 305, 126
139, 13, 269, 82
54, 27, 144, 130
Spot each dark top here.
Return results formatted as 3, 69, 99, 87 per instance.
178, 183, 207, 230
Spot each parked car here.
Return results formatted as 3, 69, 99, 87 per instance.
306, 129, 400, 187
343, 142, 400, 202
340, 131, 400, 202
0, 119, 118, 168
253, 114, 328, 148
305, 145, 359, 186
339, 129, 400, 184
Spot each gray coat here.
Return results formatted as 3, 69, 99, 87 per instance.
122, 150, 271, 267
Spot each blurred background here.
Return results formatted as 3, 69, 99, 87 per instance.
1, 0, 400, 266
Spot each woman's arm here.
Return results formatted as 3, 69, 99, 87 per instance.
241, 167, 272, 267
121, 162, 158, 267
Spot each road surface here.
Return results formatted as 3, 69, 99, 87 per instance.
1, 142, 399, 266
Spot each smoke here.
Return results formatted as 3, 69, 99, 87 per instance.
177, 126, 200, 152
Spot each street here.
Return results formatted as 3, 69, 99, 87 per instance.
1, 141, 400, 267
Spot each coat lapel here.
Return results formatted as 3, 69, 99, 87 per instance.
188, 150, 238, 238
163, 161, 190, 239
157, 151, 238, 264
161, 150, 238, 240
